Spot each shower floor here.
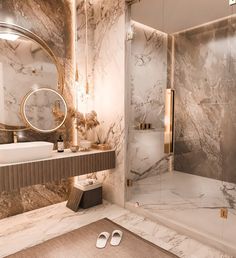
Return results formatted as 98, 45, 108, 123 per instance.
125, 171, 236, 256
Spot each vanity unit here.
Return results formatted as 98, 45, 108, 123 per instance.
0, 149, 115, 192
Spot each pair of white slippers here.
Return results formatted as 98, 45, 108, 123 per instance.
96, 230, 123, 249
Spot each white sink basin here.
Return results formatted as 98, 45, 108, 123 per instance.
0, 141, 54, 164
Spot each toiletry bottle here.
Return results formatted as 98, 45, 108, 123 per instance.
57, 135, 64, 152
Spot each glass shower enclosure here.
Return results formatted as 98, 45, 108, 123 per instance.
125, 1, 236, 256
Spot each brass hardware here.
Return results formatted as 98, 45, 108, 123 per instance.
13, 131, 18, 143
164, 89, 175, 154
220, 208, 228, 219
75, 64, 79, 82
138, 123, 152, 130
127, 179, 133, 187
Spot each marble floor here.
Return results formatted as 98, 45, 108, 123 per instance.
0, 201, 232, 258
126, 171, 236, 257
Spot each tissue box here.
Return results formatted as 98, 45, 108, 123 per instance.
75, 180, 102, 209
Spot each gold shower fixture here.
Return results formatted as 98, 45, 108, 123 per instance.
164, 89, 174, 154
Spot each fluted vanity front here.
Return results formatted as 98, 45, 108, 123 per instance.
0, 149, 115, 192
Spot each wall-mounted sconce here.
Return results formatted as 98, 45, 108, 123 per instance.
164, 89, 174, 154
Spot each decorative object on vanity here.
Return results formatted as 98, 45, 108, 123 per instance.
21, 88, 68, 133
6, 218, 179, 258
66, 179, 102, 212
0, 22, 64, 133
70, 145, 79, 153
57, 135, 64, 152
79, 140, 92, 151
0, 149, 115, 192
91, 143, 112, 151
74, 110, 100, 140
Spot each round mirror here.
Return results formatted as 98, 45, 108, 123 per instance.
21, 88, 67, 133
0, 23, 63, 131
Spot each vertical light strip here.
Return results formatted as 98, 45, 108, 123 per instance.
171, 35, 175, 89
71, 0, 77, 146
164, 89, 174, 154
84, 0, 89, 95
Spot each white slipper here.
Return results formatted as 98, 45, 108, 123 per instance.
96, 232, 110, 249
110, 230, 123, 246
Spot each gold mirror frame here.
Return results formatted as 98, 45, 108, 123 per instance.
21, 88, 68, 133
0, 22, 64, 132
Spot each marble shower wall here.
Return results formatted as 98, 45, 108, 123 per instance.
0, 0, 75, 219
174, 17, 236, 183
130, 21, 167, 129
128, 21, 169, 181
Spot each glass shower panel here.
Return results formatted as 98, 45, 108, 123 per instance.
127, 0, 236, 256
168, 1, 235, 254
126, 19, 169, 210
220, 13, 236, 253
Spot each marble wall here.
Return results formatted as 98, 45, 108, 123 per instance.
0, 0, 75, 219
174, 17, 236, 184
127, 21, 170, 181
0, 37, 58, 127
75, 0, 126, 206
92, 0, 126, 206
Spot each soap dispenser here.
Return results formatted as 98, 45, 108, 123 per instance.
57, 135, 64, 152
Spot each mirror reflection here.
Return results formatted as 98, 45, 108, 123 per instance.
22, 88, 67, 133
0, 31, 58, 128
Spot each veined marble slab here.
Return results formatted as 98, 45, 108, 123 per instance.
126, 171, 236, 256
0, 201, 232, 258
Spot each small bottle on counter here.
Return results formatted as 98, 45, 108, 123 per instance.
57, 135, 64, 152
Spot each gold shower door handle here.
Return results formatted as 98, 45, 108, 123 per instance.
164, 89, 174, 154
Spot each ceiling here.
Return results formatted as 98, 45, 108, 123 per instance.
131, 0, 235, 34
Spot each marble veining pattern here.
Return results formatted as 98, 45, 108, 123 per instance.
127, 21, 169, 182
0, 201, 232, 258
130, 21, 167, 129
92, 0, 126, 206
75, 0, 126, 206
0, 37, 57, 126
128, 130, 169, 181
174, 17, 236, 184
0, 0, 75, 219
126, 171, 236, 255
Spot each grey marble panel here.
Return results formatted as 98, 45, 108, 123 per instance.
174, 17, 236, 183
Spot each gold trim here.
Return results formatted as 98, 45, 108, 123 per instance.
21, 88, 68, 133
164, 89, 174, 154
0, 22, 64, 132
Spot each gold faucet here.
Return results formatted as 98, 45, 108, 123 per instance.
13, 131, 18, 143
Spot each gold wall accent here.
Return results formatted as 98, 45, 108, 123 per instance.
164, 89, 174, 154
